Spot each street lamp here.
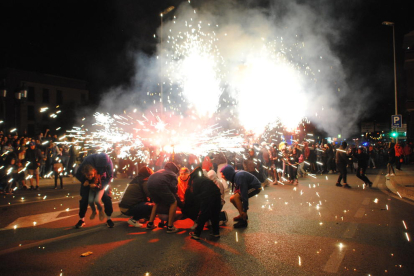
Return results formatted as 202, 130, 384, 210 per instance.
382, 21, 398, 142
160, 6, 175, 116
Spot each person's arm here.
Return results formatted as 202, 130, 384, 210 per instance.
83, 180, 90, 187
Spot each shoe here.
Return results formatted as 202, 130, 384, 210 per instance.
166, 226, 178, 233
189, 232, 200, 240
75, 220, 85, 228
54, 187, 57, 190
368, 182, 373, 188
158, 221, 165, 228
146, 222, 156, 230
190, 222, 198, 230
30, 186, 34, 190
390, 174, 395, 176
233, 215, 248, 221
209, 233, 220, 238
343, 184, 351, 189
385, 174, 390, 177
106, 219, 115, 228
335, 183, 342, 187
35, 186, 39, 190
128, 219, 143, 227
90, 211, 97, 220
373, 167, 376, 169
234, 220, 248, 228
99, 210, 105, 221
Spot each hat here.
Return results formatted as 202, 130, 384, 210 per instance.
29, 142, 35, 146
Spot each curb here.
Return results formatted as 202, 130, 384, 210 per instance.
385, 176, 414, 202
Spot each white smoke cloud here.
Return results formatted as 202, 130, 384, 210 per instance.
97, 0, 371, 139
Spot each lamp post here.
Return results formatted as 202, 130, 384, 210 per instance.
159, 6, 175, 117
382, 21, 398, 142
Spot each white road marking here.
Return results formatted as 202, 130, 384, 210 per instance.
343, 222, 358, 239
354, 208, 365, 218
362, 197, 370, 205
1, 210, 78, 230
323, 247, 347, 273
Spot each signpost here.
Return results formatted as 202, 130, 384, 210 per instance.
391, 115, 402, 128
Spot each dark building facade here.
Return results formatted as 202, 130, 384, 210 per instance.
0, 68, 89, 136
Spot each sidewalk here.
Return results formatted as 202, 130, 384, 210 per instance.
385, 163, 414, 202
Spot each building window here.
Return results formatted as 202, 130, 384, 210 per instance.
28, 87, 35, 102
27, 105, 35, 121
42, 89, 49, 103
57, 90, 63, 105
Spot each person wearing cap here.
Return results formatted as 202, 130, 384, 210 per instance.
25, 142, 43, 190
220, 164, 261, 228
145, 162, 180, 233
335, 141, 351, 188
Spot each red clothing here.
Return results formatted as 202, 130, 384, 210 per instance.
395, 144, 404, 157
202, 156, 213, 171
177, 176, 189, 202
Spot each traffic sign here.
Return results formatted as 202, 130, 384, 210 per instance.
391, 115, 402, 128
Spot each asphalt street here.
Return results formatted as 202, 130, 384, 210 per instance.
0, 169, 413, 276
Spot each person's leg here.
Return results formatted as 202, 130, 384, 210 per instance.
76, 186, 89, 227
130, 202, 153, 221
356, 167, 363, 181
230, 193, 245, 218
54, 171, 58, 188
342, 167, 348, 184
148, 203, 158, 224
193, 201, 210, 237
88, 191, 97, 212
94, 189, 104, 211
35, 169, 40, 188
101, 189, 113, 217
336, 171, 343, 184
29, 172, 34, 189
60, 176, 63, 188
167, 200, 177, 227
210, 198, 221, 236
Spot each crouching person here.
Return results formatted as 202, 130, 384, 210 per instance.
206, 170, 228, 225
220, 165, 261, 228
189, 167, 222, 240
146, 162, 180, 233
119, 166, 154, 227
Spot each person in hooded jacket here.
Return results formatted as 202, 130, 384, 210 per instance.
146, 162, 180, 233
119, 166, 154, 227
188, 167, 222, 240
220, 165, 261, 228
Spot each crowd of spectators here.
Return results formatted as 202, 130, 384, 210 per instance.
1, 126, 413, 194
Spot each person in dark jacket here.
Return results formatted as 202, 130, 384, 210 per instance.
119, 166, 154, 227
25, 142, 43, 190
355, 147, 373, 187
386, 143, 396, 177
188, 167, 222, 240
74, 152, 114, 228
335, 141, 350, 188
220, 165, 261, 228
146, 162, 180, 233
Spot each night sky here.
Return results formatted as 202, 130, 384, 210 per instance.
1, 0, 414, 123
